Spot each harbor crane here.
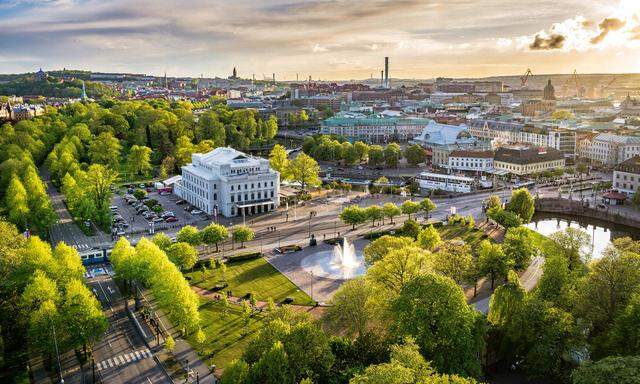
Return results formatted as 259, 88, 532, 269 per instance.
520, 68, 533, 88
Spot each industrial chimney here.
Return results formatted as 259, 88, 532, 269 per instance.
380, 70, 384, 87
384, 57, 389, 88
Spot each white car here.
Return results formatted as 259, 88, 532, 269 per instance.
190, 209, 203, 215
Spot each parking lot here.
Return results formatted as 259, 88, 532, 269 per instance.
110, 184, 210, 239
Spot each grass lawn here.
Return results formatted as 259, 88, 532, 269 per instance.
524, 227, 557, 255
186, 299, 267, 370
186, 257, 314, 306
437, 224, 488, 247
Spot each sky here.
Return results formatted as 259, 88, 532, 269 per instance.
1, 0, 640, 80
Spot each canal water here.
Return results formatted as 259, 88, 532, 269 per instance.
525, 213, 640, 259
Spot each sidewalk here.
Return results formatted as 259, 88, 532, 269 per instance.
137, 290, 216, 384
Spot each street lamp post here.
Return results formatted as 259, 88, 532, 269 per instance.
52, 324, 63, 384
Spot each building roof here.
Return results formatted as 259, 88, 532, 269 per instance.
593, 133, 640, 145
615, 155, 640, 174
413, 121, 475, 146
449, 150, 494, 158
494, 146, 564, 165
194, 147, 261, 168
322, 115, 432, 127
603, 191, 627, 200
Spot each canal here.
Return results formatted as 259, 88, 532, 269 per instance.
525, 212, 640, 259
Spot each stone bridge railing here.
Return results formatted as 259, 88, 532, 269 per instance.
535, 197, 640, 229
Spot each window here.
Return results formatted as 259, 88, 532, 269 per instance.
231, 185, 234, 191
231, 195, 235, 202
214, 193, 217, 200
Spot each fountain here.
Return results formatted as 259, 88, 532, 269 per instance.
300, 237, 367, 280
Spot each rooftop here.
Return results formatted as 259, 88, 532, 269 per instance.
494, 146, 564, 165
594, 133, 640, 145
449, 150, 494, 158
615, 155, 640, 175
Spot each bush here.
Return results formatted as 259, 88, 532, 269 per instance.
364, 230, 393, 240
133, 188, 147, 200
228, 252, 262, 263
399, 219, 421, 239
487, 207, 522, 228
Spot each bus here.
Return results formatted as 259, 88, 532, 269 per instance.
416, 172, 474, 193
513, 181, 536, 190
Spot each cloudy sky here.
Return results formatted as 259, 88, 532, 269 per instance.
1, 0, 640, 79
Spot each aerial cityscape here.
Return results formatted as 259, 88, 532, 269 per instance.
2, 1, 640, 384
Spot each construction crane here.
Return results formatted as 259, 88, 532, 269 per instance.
599, 75, 617, 98
572, 69, 586, 98
520, 68, 533, 88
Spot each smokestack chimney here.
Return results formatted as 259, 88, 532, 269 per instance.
381, 70, 384, 87
384, 57, 389, 88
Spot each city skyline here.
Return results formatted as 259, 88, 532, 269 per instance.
1, 0, 640, 79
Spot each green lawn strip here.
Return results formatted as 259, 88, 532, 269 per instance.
437, 224, 487, 246
523, 227, 557, 256
185, 299, 266, 370
187, 257, 313, 306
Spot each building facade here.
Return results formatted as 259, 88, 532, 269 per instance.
321, 114, 431, 143
467, 119, 576, 159
447, 150, 494, 172
613, 156, 640, 196
580, 133, 640, 166
175, 147, 280, 218
494, 146, 565, 176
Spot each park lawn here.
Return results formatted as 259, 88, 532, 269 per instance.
437, 224, 487, 247
186, 257, 314, 306
186, 299, 266, 370
524, 227, 558, 255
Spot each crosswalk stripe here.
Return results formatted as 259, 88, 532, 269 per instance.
125, 353, 132, 362
145, 348, 151, 357
107, 359, 114, 367
134, 351, 142, 359
119, 355, 126, 364
140, 349, 149, 358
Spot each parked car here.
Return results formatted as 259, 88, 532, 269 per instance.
116, 229, 126, 236
118, 222, 130, 228
190, 209, 203, 215
165, 216, 178, 223
152, 217, 164, 223
159, 191, 171, 196
161, 211, 175, 218
109, 205, 118, 211
176, 199, 186, 205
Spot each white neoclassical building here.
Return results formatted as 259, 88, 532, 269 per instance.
174, 147, 280, 218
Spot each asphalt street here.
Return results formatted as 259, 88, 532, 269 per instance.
88, 271, 171, 384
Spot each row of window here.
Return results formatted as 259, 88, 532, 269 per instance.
230, 181, 275, 191
231, 190, 274, 202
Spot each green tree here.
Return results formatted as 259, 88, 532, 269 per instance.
503, 227, 535, 270
350, 338, 479, 384
201, 223, 228, 252
165, 335, 175, 353
126, 145, 153, 178
233, 226, 255, 248
486, 195, 502, 210
506, 188, 535, 222
220, 359, 250, 384
363, 235, 414, 265
354, 141, 369, 162
400, 219, 421, 239
269, 144, 290, 180
571, 356, 640, 384
325, 277, 376, 338
400, 200, 420, 220
365, 205, 383, 226
89, 131, 121, 170
382, 202, 401, 224
632, 188, 640, 208
549, 227, 591, 269
608, 293, 640, 356
151, 232, 172, 251
340, 205, 367, 230
477, 240, 511, 290
419, 198, 436, 221
403, 144, 426, 167
366, 246, 431, 294
383, 143, 401, 168
6, 174, 30, 231
248, 341, 291, 384
176, 225, 201, 245
432, 241, 473, 285
287, 153, 321, 191
368, 145, 384, 166
416, 225, 441, 251
166, 242, 198, 271
62, 279, 108, 358
391, 273, 485, 377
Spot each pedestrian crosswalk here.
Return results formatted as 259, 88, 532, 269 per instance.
73, 243, 91, 251
97, 348, 152, 371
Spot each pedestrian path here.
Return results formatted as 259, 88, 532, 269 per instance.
96, 348, 152, 371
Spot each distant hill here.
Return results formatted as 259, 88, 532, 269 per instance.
0, 73, 114, 98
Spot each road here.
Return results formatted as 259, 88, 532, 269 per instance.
88, 271, 171, 384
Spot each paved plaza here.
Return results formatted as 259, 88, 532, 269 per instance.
264, 238, 369, 304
